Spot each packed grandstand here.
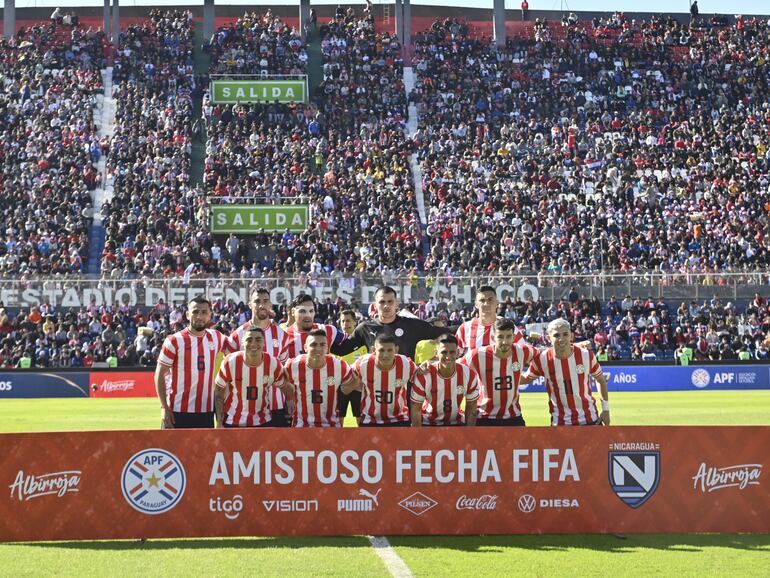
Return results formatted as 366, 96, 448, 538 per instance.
0, 6, 769, 368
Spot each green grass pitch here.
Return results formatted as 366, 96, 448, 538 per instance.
1, 391, 769, 577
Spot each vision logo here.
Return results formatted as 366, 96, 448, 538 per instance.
121, 449, 186, 515
609, 451, 660, 508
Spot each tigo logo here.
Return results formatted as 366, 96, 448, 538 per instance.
398, 492, 438, 516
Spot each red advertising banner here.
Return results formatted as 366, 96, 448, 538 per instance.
1, 427, 768, 542
89, 372, 156, 398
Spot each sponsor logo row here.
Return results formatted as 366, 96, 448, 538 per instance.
8, 447, 764, 519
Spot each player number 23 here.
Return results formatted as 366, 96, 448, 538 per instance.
494, 375, 513, 391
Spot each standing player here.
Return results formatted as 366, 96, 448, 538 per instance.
456, 286, 523, 351
214, 326, 285, 428
283, 294, 347, 359
462, 318, 535, 426
229, 288, 290, 426
337, 309, 368, 421
411, 334, 479, 427
523, 318, 610, 426
337, 286, 451, 360
283, 329, 359, 427
155, 296, 233, 429
229, 288, 287, 359
354, 334, 417, 427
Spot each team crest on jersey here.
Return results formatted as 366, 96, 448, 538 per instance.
457, 385, 465, 394
395, 379, 406, 388
511, 362, 521, 372
608, 451, 660, 508
327, 377, 336, 386
121, 448, 186, 515
575, 364, 585, 374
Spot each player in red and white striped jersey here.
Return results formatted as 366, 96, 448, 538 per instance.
456, 286, 525, 352
462, 318, 536, 426
215, 326, 285, 427
523, 318, 610, 426
411, 334, 479, 426
283, 329, 359, 427
155, 296, 234, 428
283, 294, 346, 359
229, 288, 291, 426
354, 334, 417, 427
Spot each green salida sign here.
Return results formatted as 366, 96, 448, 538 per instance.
211, 206, 309, 234
210, 80, 307, 104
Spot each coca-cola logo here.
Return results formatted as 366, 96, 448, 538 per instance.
99, 380, 135, 393
9, 470, 81, 501
455, 494, 498, 511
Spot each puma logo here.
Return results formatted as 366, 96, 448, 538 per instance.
358, 487, 382, 507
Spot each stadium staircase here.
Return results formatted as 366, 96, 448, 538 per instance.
403, 66, 430, 261
87, 67, 116, 275
305, 26, 323, 98
190, 25, 210, 187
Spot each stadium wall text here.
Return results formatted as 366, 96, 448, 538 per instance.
210, 205, 309, 234
0, 281, 539, 309
210, 79, 308, 104
1, 366, 767, 399
0, 427, 767, 541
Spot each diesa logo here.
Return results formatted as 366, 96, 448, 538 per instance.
0, 381, 12, 391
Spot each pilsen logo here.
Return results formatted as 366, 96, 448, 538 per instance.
398, 492, 438, 516
692, 463, 762, 493
9, 470, 81, 500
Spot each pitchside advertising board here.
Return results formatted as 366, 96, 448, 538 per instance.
210, 205, 309, 234
520, 365, 770, 393
210, 79, 308, 104
0, 427, 768, 541
0, 366, 768, 399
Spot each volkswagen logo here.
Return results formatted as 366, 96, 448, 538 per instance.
517, 494, 536, 513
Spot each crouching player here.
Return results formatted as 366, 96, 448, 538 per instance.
354, 334, 417, 427
283, 329, 359, 427
410, 334, 479, 426
523, 318, 610, 426
215, 326, 286, 428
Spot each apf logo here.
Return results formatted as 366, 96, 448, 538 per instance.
121, 449, 186, 515
338, 488, 382, 512
517, 494, 536, 513
210, 495, 244, 519
691, 369, 710, 388
608, 451, 660, 508
398, 492, 438, 516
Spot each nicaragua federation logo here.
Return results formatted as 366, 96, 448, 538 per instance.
121, 449, 186, 515
608, 451, 660, 508
691, 369, 710, 388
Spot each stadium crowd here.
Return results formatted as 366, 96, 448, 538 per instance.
202, 5, 421, 278
0, 21, 106, 278
1, 290, 769, 368
411, 15, 770, 277
101, 10, 201, 279
0, 10, 769, 371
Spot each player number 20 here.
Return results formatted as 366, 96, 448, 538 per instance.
494, 375, 513, 391
375, 391, 394, 404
